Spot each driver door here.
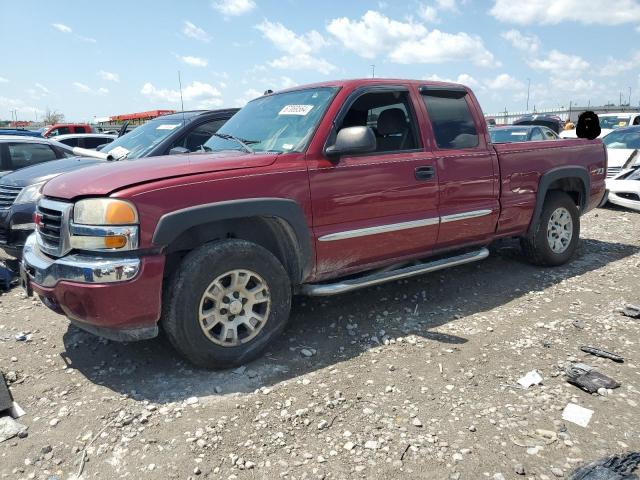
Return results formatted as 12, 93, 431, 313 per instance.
308, 86, 439, 277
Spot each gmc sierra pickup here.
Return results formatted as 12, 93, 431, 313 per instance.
21, 79, 607, 368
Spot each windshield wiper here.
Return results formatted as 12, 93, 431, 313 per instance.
209, 133, 258, 153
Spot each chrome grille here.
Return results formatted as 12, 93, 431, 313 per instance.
607, 166, 622, 178
35, 198, 73, 257
0, 185, 23, 209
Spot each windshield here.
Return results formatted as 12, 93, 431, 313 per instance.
600, 116, 630, 130
203, 87, 338, 153
490, 128, 529, 143
103, 117, 186, 159
602, 130, 640, 149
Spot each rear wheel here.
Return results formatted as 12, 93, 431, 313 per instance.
162, 239, 292, 369
520, 191, 580, 266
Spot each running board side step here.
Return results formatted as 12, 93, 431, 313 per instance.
301, 247, 489, 296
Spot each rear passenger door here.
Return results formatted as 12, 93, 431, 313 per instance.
419, 86, 499, 250
7, 143, 60, 170
309, 86, 440, 275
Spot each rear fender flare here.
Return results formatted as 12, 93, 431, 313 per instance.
528, 166, 589, 233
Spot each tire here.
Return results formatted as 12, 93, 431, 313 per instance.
520, 191, 580, 266
162, 239, 292, 369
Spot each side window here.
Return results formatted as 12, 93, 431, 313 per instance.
85, 137, 112, 149
544, 129, 557, 140
49, 127, 70, 137
530, 128, 544, 141
421, 91, 478, 149
8, 143, 58, 169
74, 126, 87, 133
339, 90, 421, 153
170, 119, 226, 152
59, 137, 79, 147
633, 116, 640, 126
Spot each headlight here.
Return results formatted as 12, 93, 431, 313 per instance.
70, 198, 139, 251
14, 181, 45, 205
73, 198, 138, 225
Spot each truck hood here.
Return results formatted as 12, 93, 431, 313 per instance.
0, 157, 104, 188
43, 151, 279, 199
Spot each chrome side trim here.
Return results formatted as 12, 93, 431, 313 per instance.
301, 247, 489, 296
318, 217, 439, 242
22, 233, 140, 288
440, 209, 492, 224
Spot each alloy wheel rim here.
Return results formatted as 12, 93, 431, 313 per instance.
198, 269, 271, 347
546, 207, 573, 254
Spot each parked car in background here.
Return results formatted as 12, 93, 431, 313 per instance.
21, 78, 606, 368
513, 114, 563, 134
607, 160, 640, 212
561, 112, 640, 138
53, 133, 116, 150
42, 123, 93, 137
489, 125, 559, 143
0, 128, 43, 138
0, 108, 238, 270
0, 136, 76, 176
602, 126, 640, 178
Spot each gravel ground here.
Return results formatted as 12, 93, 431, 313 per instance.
1, 206, 639, 480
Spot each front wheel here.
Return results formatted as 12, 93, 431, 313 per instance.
520, 191, 580, 266
162, 239, 292, 369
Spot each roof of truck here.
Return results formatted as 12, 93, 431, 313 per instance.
276, 78, 467, 93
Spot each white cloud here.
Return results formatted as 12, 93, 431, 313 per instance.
73, 82, 108, 95
425, 73, 480, 88
52, 23, 72, 33
419, 5, 440, 22
485, 73, 524, 90
268, 54, 336, 75
182, 20, 211, 42
256, 20, 327, 55
34, 83, 49, 93
597, 52, 640, 76
327, 11, 496, 67
280, 76, 298, 89
501, 29, 540, 54
490, 0, 640, 25
256, 20, 335, 74
178, 55, 209, 67
234, 88, 263, 107
528, 49, 589, 77
212, 0, 256, 16
141, 80, 223, 108
0, 77, 7, 83
327, 10, 427, 59
98, 70, 120, 82
77, 34, 97, 43
436, 0, 458, 10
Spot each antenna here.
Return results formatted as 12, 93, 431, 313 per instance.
178, 70, 186, 125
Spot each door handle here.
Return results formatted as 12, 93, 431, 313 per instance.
415, 166, 435, 181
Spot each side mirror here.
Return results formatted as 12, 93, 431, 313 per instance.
169, 146, 190, 155
326, 126, 376, 158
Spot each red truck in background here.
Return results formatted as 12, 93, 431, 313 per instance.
22, 78, 607, 368
43, 123, 93, 137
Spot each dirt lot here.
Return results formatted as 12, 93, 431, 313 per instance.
0, 206, 639, 480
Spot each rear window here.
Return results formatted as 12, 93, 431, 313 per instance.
422, 92, 479, 149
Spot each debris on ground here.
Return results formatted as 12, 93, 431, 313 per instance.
580, 346, 625, 363
566, 363, 621, 394
0, 372, 12, 413
517, 369, 543, 388
0, 416, 26, 443
569, 452, 640, 479
621, 304, 640, 319
562, 403, 594, 428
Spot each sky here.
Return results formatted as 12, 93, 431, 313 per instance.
2, 0, 640, 122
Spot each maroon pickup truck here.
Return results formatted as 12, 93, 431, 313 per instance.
22, 79, 607, 368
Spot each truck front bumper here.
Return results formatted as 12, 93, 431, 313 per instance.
21, 234, 165, 341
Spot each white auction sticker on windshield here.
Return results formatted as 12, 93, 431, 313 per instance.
156, 124, 180, 130
107, 146, 130, 159
279, 105, 314, 116
511, 131, 527, 135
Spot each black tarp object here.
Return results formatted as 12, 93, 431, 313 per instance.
0, 371, 12, 414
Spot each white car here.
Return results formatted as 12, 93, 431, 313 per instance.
52, 133, 116, 150
560, 112, 640, 139
603, 126, 640, 212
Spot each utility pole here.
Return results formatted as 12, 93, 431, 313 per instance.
370, 65, 375, 78
526, 78, 531, 112
629, 87, 632, 106
620, 91, 623, 106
